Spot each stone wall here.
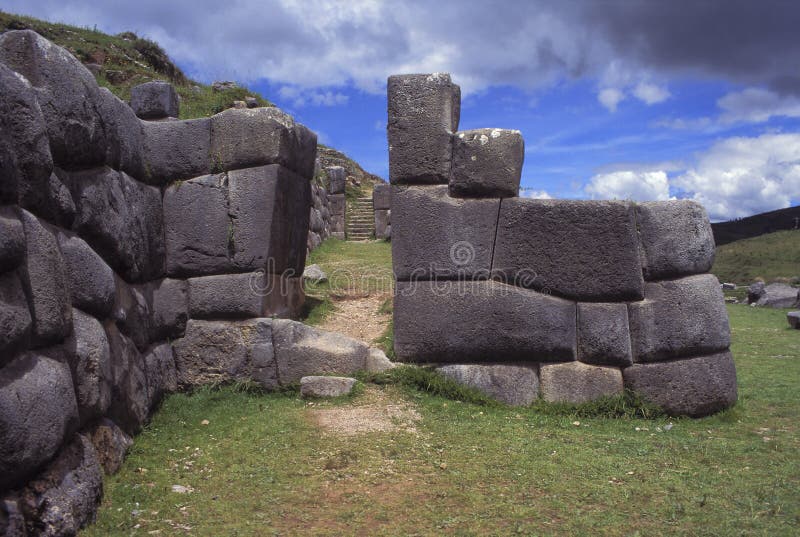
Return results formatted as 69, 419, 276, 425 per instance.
373, 182, 391, 239
326, 165, 346, 239
388, 73, 737, 417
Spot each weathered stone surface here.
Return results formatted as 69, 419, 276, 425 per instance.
143, 343, 177, 411
394, 280, 576, 363
623, 351, 738, 417
33, 171, 76, 228
375, 209, 390, 240
0, 271, 32, 360
329, 193, 346, 216
261, 275, 305, 319
19, 210, 72, 345
210, 107, 317, 179
173, 318, 277, 388
577, 303, 633, 366
111, 275, 151, 352
97, 87, 145, 179
628, 274, 731, 362
539, 362, 623, 404
388, 73, 460, 184
310, 207, 324, 232
636, 201, 715, 280
437, 364, 539, 406
64, 166, 165, 282
493, 199, 644, 301
105, 323, 150, 435
366, 348, 395, 373
0, 30, 107, 168
300, 376, 357, 398
0, 353, 79, 490
754, 283, 800, 308
87, 418, 133, 475
0, 497, 26, 537
392, 185, 499, 280
16, 433, 103, 536
747, 281, 765, 304
0, 206, 25, 272
326, 166, 346, 194
55, 230, 115, 319
130, 80, 179, 119
303, 264, 328, 283
188, 272, 265, 319
788, 311, 800, 329
450, 128, 524, 198
149, 278, 188, 341
372, 183, 391, 210
142, 118, 211, 183
273, 319, 369, 383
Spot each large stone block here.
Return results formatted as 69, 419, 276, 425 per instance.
172, 318, 277, 388
188, 272, 265, 319
64, 167, 165, 282
539, 362, 623, 404
105, 323, 150, 435
19, 210, 72, 345
97, 87, 146, 180
450, 129, 524, 198
754, 283, 800, 308
142, 118, 211, 183
56, 230, 115, 319
623, 351, 738, 417
130, 80, 179, 119
300, 376, 357, 398
0, 206, 25, 273
437, 364, 539, 406
149, 278, 189, 341
210, 107, 317, 179
375, 209, 390, 240
0, 271, 32, 360
394, 280, 576, 363
143, 343, 177, 411
388, 73, 460, 184
0, 353, 79, 490
392, 185, 499, 280
372, 183, 391, 210
493, 199, 644, 301
329, 193, 346, 216
87, 418, 132, 475
0, 30, 106, 168
326, 166, 346, 194
577, 303, 633, 366
628, 274, 731, 362
261, 275, 305, 319
273, 319, 369, 383
31, 170, 76, 228
636, 201, 715, 280
111, 275, 151, 352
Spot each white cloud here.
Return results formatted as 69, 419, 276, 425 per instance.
277, 86, 348, 107
585, 170, 672, 201
598, 88, 625, 112
718, 87, 800, 123
519, 189, 553, 199
633, 82, 670, 104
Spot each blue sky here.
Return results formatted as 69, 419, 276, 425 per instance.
5, 0, 800, 221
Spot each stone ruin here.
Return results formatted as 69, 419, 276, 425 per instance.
388, 73, 738, 416
373, 182, 391, 239
325, 165, 347, 239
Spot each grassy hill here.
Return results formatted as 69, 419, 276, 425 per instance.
711, 230, 800, 285
712, 205, 800, 246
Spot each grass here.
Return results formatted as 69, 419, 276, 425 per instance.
712, 230, 800, 286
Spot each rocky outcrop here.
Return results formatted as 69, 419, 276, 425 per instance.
747, 282, 800, 308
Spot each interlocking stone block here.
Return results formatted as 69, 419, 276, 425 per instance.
148, 278, 189, 341
56, 230, 115, 319
130, 80, 180, 119
0, 207, 25, 273
142, 118, 211, 183
450, 128, 524, 198
539, 361, 623, 404
327, 166, 346, 194
374, 209, 390, 240
105, 322, 150, 435
372, 183, 391, 209
392, 185, 499, 280
188, 272, 265, 319
388, 73, 460, 184
0, 271, 32, 360
577, 303, 633, 366
493, 199, 644, 301
87, 418, 133, 475
143, 343, 177, 411
300, 376, 357, 398
394, 280, 576, 363
97, 87, 146, 179
437, 364, 539, 406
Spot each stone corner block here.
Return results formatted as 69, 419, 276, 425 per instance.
577, 303, 632, 366
450, 128, 524, 198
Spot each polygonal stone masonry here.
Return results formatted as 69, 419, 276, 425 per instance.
450, 128, 524, 198
130, 80, 180, 119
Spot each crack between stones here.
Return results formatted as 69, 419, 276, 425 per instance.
489, 197, 502, 275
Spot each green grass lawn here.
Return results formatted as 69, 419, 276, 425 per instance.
712, 230, 800, 286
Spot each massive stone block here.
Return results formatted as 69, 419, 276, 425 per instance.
0, 271, 32, 360
210, 107, 317, 179
372, 183, 391, 210
142, 118, 211, 183
188, 272, 265, 319
0, 353, 79, 490
111, 275, 151, 352
539, 361, 623, 404
55, 230, 116, 319
628, 274, 730, 362
19, 210, 72, 345
388, 73, 460, 184
493, 199, 644, 301
392, 185, 499, 280
636, 201, 715, 280
104, 323, 150, 435
450, 128, 524, 198
623, 351, 738, 417
394, 280, 576, 363
97, 87, 146, 180
87, 418, 132, 475
172, 318, 277, 388
437, 364, 539, 406
143, 343, 177, 411
0, 206, 25, 273
130, 80, 179, 119
148, 278, 189, 341
261, 275, 305, 319
577, 303, 633, 366
33, 170, 76, 228
64, 167, 165, 282
375, 209, 390, 240
327, 166, 346, 194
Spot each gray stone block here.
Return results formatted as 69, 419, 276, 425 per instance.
375, 209, 390, 240
64, 167, 165, 282
636, 201, 715, 280
261, 275, 305, 319
0, 353, 79, 490
755, 283, 800, 308
577, 303, 633, 366
104, 322, 150, 435
143, 343, 177, 411
188, 272, 265, 319
539, 362, 623, 404
392, 185, 499, 280
388, 73, 460, 184
329, 193, 346, 216
0, 206, 25, 273
493, 199, 644, 301
273, 319, 369, 383
437, 364, 539, 406
366, 348, 395, 373
394, 280, 576, 363
32, 171, 76, 228
0, 271, 32, 360
450, 129, 524, 198
130, 80, 179, 119
87, 418, 132, 475
628, 274, 731, 362
327, 166, 346, 194
149, 278, 189, 341
372, 183, 391, 209
623, 351, 738, 417
111, 275, 151, 352
210, 107, 317, 179
97, 87, 146, 180
19, 210, 73, 345
300, 376, 357, 398
55, 230, 115, 319
172, 318, 277, 389
787, 311, 800, 329
142, 118, 211, 183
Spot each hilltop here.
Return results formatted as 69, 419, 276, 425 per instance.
711, 205, 800, 246
711, 229, 800, 285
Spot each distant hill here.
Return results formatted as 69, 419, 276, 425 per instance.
711, 230, 800, 285
711, 206, 800, 246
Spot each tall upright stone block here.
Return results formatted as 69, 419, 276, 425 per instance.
450, 128, 524, 198
372, 183, 391, 210
327, 166, 346, 194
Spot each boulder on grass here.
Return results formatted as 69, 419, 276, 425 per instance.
754, 283, 799, 309
300, 376, 356, 398
130, 80, 179, 119
788, 311, 800, 329
87, 418, 133, 475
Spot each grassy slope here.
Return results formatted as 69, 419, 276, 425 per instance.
712, 206, 800, 246
712, 230, 800, 285
86, 241, 799, 537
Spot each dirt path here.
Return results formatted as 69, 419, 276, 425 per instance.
318, 294, 391, 345
306, 386, 420, 436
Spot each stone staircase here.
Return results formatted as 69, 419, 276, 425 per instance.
347, 197, 374, 240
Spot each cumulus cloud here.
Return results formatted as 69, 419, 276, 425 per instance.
633, 82, 670, 105
597, 88, 624, 112
718, 88, 800, 123
585, 170, 672, 201
519, 189, 553, 199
